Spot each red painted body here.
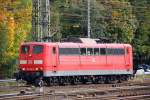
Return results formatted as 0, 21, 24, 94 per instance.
19, 41, 133, 77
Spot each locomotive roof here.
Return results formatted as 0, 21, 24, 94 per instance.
22, 38, 132, 48
58, 43, 131, 48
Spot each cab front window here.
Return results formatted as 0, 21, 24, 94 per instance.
21, 45, 30, 54
33, 45, 43, 54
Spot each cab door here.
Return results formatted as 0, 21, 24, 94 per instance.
52, 46, 57, 72
125, 47, 131, 70
125, 47, 130, 65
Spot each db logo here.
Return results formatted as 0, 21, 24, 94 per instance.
28, 60, 32, 64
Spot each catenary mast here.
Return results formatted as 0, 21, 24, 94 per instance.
32, 0, 91, 41
32, 0, 51, 42
87, 0, 91, 38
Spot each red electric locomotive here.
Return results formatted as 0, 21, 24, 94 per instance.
16, 38, 133, 85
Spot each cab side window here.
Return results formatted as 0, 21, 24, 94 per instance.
59, 48, 79, 55
87, 48, 93, 55
94, 48, 99, 55
53, 47, 56, 54
80, 48, 86, 55
100, 48, 106, 55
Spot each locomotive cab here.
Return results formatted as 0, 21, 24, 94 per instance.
17, 43, 45, 84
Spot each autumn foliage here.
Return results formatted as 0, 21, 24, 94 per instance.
0, 0, 31, 78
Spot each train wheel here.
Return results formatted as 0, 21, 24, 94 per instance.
91, 77, 98, 84
45, 78, 52, 86
81, 76, 87, 84
58, 77, 65, 86
117, 76, 122, 83
110, 76, 118, 84
45, 81, 50, 86
104, 79, 109, 84
35, 77, 43, 87
69, 76, 76, 85
98, 76, 105, 84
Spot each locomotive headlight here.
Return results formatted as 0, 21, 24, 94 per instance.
22, 68, 25, 71
35, 67, 38, 71
34, 60, 43, 64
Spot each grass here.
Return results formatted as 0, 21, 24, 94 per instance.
0, 81, 17, 87
143, 74, 150, 78
133, 74, 150, 82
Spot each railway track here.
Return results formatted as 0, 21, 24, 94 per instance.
47, 80, 150, 92
0, 92, 41, 100
1, 86, 150, 100
0, 80, 150, 100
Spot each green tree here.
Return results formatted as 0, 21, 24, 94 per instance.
102, 0, 137, 43
131, 0, 150, 56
